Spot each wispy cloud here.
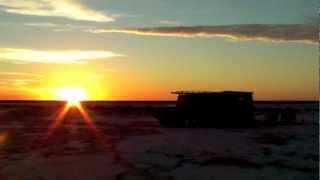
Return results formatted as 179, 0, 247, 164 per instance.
0, 71, 45, 86
0, 0, 114, 22
160, 20, 181, 26
24, 22, 58, 27
0, 78, 42, 86
0, 48, 124, 63
88, 24, 317, 44
24, 22, 93, 32
0, 72, 44, 78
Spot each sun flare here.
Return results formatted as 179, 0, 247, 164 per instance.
57, 87, 87, 105
49, 87, 97, 136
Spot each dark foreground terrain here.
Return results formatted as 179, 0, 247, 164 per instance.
0, 101, 318, 180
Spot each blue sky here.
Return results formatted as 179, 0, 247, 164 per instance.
0, 0, 317, 26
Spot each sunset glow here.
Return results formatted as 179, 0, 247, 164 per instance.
57, 87, 87, 105
49, 88, 97, 134
0, 1, 318, 179
0, 48, 122, 63
0, 0, 317, 101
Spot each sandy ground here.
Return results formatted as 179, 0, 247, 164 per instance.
0, 105, 318, 180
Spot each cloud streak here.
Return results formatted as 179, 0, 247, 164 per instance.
0, 78, 42, 86
88, 24, 317, 44
0, 72, 44, 78
0, 0, 114, 22
24, 22, 93, 32
0, 48, 124, 63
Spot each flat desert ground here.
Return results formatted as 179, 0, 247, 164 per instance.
0, 102, 318, 180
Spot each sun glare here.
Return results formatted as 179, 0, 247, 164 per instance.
57, 88, 87, 105
49, 87, 98, 137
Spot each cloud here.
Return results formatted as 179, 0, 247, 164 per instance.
0, 48, 124, 63
24, 22, 58, 27
160, 20, 181, 26
0, 79, 42, 86
0, 71, 44, 87
24, 22, 93, 32
88, 24, 317, 44
0, 72, 44, 78
0, 0, 114, 22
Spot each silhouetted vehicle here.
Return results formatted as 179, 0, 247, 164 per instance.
155, 91, 255, 128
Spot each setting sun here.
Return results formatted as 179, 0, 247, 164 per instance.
57, 87, 87, 105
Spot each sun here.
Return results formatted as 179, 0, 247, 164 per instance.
49, 87, 97, 136
57, 87, 87, 106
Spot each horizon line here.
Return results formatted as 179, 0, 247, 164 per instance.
0, 99, 317, 103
